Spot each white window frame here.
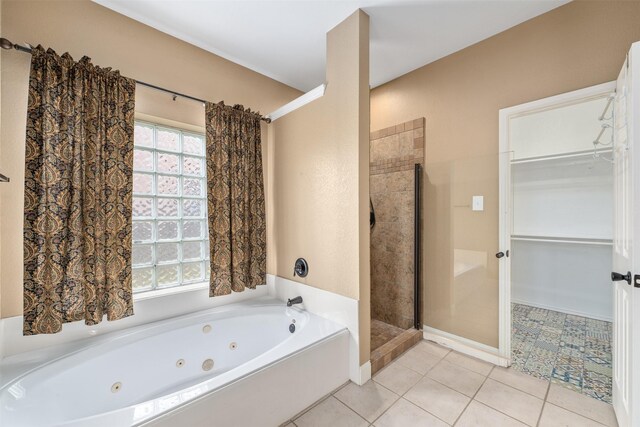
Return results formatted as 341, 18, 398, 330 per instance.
131, 120, 209, 294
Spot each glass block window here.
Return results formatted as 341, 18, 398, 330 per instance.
132, 121, 210, 293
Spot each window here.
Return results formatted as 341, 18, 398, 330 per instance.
132, 121, 209, 293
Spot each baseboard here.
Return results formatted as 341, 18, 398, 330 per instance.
423, 325, 509, 367
511, 298, 612, 322
356, 361, 371, 385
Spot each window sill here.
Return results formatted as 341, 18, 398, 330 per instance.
133, 281, 209, 302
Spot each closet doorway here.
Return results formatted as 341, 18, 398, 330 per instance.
498, 82, 616, 403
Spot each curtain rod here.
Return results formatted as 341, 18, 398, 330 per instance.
0, 37, 272, 123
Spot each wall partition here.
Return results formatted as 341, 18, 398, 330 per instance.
423, 153, 505, 350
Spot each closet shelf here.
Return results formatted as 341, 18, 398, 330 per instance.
511, 235, 613, 246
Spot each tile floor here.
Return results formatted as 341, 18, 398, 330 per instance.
511, 303, 612, 403
371, 319, 407, 352
282, 340, 618, 427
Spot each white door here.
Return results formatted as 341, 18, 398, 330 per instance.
612, 42, 640, 427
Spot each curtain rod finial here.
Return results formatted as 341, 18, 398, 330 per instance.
0, 38, 14, 50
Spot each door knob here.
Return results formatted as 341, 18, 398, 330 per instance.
496, 252, 505, 259
611, 271, 631, 285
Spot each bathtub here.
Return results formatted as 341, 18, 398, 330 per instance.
0, 297, 350, 427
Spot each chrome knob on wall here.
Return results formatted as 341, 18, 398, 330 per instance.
293, 258, 308, 277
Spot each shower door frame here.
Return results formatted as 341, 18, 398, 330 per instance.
414, 163, 422, 330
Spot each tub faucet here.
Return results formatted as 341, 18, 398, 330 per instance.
287, 296, 303, 307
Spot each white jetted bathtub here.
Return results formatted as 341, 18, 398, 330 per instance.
0, 297, 350, 427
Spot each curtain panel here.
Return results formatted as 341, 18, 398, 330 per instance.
23, 46, 136, 335
205, 102, 266, 296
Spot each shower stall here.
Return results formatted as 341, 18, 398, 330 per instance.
369, 118, 424, 374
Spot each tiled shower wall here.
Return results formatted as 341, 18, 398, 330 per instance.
370, 118, 424, 330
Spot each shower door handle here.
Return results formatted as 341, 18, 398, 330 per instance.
370, 198, 376, 229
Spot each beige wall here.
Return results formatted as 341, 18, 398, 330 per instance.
370, 1, 640, 347
0, 0, 301, 318
271, 10, 371, 363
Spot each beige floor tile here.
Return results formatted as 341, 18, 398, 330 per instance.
281, 423, 296, 427
546, 384, 617, 427
474, 379, 543, 426
294, 396, 368, 427
489, 366, 549, 399
427, 359, 486, 397
334, 381, 399, 423
395, 345, 443, 374
373, 360, 423, 395
416, 340, 451, 358
443, 351, 493, 376
539, 403, 608, 427
456, 401, 527, 427
404, 376, 470, 424
373, 398, 448, 427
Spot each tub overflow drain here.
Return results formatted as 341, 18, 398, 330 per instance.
111, 382, 122, 393
176, 359, 185, 368
202, 359, 214, 371
229, 342, 237, 350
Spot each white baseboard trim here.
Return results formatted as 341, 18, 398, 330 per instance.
511, 298, 612, 322
355, 361, 371, 385
423, 325, 509, 367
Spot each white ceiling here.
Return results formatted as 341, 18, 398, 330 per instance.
94, 0, 569, 92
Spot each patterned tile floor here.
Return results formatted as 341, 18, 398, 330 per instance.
511, 303, 612, 403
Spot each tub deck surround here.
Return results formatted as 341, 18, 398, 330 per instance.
266, 274, 368, 385
0, 298, 349, 427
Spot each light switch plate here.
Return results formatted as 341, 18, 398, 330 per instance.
472, 196, 484, 211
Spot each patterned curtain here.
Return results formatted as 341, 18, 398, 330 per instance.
23, 46, 136, 335
205, 102, 266, 296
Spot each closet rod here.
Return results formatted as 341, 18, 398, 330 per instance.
0, 37, 272, 123
511, 148, 612, 164
511, 235, 612, 246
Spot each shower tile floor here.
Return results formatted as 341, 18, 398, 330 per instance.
371, 319, 406, 352
511, 303, 612, 403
